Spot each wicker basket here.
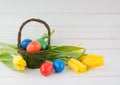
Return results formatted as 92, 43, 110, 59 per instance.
17, 18, 51, 69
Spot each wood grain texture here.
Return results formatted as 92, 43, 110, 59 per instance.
0, 0, 120, 13
0, 77, 120, 85
0, 14, 120, 26
0, 26, 120, 39
0, 0, 120, 85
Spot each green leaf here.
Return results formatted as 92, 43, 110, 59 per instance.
0, 42, 17, 49
49, 52, 81, 59
41, 29, 55, 39
52, 46, 84, 52
0, 53, 18, 71
48, 57, 68, 64
0, 48, 18, 55
0, 53, 13, 61
1, 61, 16, 71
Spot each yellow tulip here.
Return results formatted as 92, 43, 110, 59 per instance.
68, 58, 87, 73
13, 55, 26, 71
79, 54, 104, 68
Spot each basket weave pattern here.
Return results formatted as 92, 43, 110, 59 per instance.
17, 18, 51, 69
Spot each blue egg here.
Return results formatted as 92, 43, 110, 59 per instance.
53, 59, 65, 73
20, 39, 32, 50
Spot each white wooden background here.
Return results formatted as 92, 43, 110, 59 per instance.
0, 0, 120, 85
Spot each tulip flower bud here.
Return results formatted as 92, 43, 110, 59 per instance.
67, 58, 87, 74
79, 54, 104, 68
13, 55, 26, 71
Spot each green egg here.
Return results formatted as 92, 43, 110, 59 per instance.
37, 38, 47, 50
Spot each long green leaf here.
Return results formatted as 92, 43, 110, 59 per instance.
0, 53, 17, 71
0, 53, 13, 61
52, 46, 84, 52
0, 48, 17, 55
1, 61, 16, 71
0, 42, 17, 49
49, 52, 81, 59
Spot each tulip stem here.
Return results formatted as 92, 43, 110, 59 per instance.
0, 42, 17, 49
0, 59, 12, 61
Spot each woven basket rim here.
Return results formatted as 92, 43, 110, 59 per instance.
18, 46, 51, 54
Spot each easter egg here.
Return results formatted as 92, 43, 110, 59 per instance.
40, 62, 53, 76
37, 38, 47, 50
20, 39, 32, 50
53, 59, 65, 73
26, 41, 42, 52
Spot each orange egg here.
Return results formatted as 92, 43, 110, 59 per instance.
26, 41, 42, 53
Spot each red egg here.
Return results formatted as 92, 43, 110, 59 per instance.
40, 62, 53, 76
26, 41, 42, 53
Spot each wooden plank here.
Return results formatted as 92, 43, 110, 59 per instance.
0, 77, 120, 85
0, 14, 120, 26
0, 26, 120, 39
0, 0, 120, 13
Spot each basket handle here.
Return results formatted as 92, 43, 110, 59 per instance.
18, 18, 51, 48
